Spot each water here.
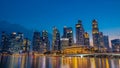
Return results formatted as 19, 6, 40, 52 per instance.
0, 55, 120, 68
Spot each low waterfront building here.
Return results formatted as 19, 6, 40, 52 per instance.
62, 44, 91, 54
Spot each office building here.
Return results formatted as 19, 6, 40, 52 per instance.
92, 19, 100, 47
76, 20, 85, 45
32, 32, 41, 52
41, 30, 50, 53
83, 32, 90, 46
62, 26, 73, 46
52, 27, 61, 51
111, 39, 120, 52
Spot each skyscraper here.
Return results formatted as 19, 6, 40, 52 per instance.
1, 32, 10, 52
62, 26, 73, 46
92, 19, 100, 47
1, 32, 24, 53
17, 32, 24, 42
103, 35, 110, 50
111, 39, 120, 52
41, 30, 50, 53
99, 32, 104, 47
83, 32, 90, 46
23, 38, 30, 52
32, 32, 41, 52
76, 20, 85, 45
52, 27, 61, 51
10, 32, 23, 53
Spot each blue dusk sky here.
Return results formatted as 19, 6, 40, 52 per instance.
0, 0, 120, 43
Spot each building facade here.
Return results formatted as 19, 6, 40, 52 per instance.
103, 35, 110, 51
41, 30, 50, 53
92, 19, 100, 47
99, 32, 104, 47
111, 39, 120, 52
62, 26, 73, 46
83, 32, 90, 46
32, 32, 41, 52
52, 27, 61, 51
76, 20, 85, 45
1, 32, 10, 52
61, 38, 69, 49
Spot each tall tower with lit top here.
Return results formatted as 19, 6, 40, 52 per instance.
76, 20, 85, 45
92, 19, 100, 47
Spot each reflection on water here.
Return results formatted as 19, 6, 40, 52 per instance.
0, 55, 120, 68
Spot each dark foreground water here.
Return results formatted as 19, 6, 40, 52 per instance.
0, 55, 120, 68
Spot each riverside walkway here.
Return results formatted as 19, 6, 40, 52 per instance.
65, 53, 120, 57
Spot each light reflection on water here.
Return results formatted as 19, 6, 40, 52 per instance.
0, 55, 120, 68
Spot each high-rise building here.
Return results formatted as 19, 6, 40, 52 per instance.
61, 38, 69, 49
1, 32, 24, 53
76, 20, 85, 45
92, 19, 100, 47
10, 32, 24, 53
63, 26, 67, 38
52, 27, 61, 51
83, 32, 90, 46
23, 38, 30, 52
41, 30, 50, 53
111, 39, 120, 52
103, 35, 110, 50
0, 32, 30, 53
62, 26, 73, 46
17, 32, 24, 42
32, 32, 41, 52
99, 32, 104, 47
1, 32, 10, 52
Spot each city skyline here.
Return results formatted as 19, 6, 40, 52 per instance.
0, 0, 120, 68
0, 19, 119, 47
0, 0, 120, 39
0, 0, 120, 48
0, 21, 119, 53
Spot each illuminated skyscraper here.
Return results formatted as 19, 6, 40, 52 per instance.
10, 32, 23, 53
61, 38, 69, 49
52, 27, 61, 51
23, 38, 30, 52
41, 30, 50, 52
103, 35, 110, 51
1, 32, 10, 52
32, 32, 41, 52
63, 26, 67, 38
99, 32, 104, 47
17, 32, 24, 42
76, 20, 85, 45
92, 19, 100, 47
62, 26, 73, 46
111, 39, 120, 52
83, 32, 90, 46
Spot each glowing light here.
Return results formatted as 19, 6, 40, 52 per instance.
80, 55, 83, 58
61, 38, 69, 40
70, 31, 72, 33
76, 25, 81, 27
12, 32, 16, 35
